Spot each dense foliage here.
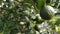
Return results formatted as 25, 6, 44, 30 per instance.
0, 0, 60, 34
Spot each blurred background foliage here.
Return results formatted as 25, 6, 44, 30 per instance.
0, 0, 60, 34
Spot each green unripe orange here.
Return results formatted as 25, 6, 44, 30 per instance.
40, 5, 55, 20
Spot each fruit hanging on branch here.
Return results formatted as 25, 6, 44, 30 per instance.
40, 5, 55, 20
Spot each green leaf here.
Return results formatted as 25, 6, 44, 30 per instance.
55, 19, 60, 26
37, 0, 46, 10
55, 26, 60, 32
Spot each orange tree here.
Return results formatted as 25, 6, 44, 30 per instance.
0, 0, 60, 34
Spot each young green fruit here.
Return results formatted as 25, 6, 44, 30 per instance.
40, 5, 55, 20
